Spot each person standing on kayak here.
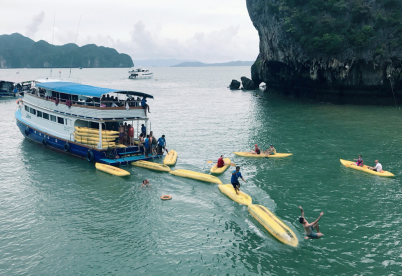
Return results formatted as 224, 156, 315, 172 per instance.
368, 160, 382, 172
217, 155, 225, 168
299, 206, 324, 239
231, 166, 247, 195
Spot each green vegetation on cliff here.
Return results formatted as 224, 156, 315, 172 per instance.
265, 0, 402, 56
0, 33, 133, 68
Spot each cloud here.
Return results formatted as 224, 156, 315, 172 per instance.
76, 21, 257, 63
25, 11, 45, 39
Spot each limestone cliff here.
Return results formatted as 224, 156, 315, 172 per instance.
246, 0, 402, 104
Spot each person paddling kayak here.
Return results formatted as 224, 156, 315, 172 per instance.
231, 166, 247, 195
217, 155, 225, 168
368, 160, 382, 172
263, 144, 276, 156
299, 206, 324, 239
251, 144, 261, 154
353, 155, 363, 166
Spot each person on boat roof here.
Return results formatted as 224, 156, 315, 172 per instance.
217, 155, 225, 168
251, 144, 261, 154
141, 97, 150, 115
263, 144, 276, 156
231, 166, 247, 195
299, 206, 324, 239
368, 160, 382, 172
354, 155, 363, 166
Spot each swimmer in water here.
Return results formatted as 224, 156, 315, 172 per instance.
299, 206, 324, 239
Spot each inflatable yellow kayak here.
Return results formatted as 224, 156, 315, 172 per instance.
210, 157, 231, 174
132, 160, 171, 172
340, 159, 394, 177
75, 126, 119, 135
169, 169, 222, 184
163, 150, 178, 165
218, 184, 252, 206
234, 152, 293, 158
74, 134, 116, 142
95, 162, 130, 176
74, 131, 118, 139
248, 204, 298, 247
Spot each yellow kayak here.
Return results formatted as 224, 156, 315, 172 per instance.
95, 162, 130, 176
75, 126, 119, 135
74, 134, 116, 142
169, 169, 222, 184
163, 150, 178, 165
340, 159, 394, 177
218, 184, 252, 206
210, 158, 231, 174
248, 204, 298, 247
74, 131, 118, 139
132, 160, 171, 172
234, 152, 293, 158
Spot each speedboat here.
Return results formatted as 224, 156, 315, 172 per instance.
128, 67, 153, 79
15, 81, 158, 165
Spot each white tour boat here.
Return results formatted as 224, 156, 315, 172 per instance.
128, 67, 153, 79
15, 81, 157, 165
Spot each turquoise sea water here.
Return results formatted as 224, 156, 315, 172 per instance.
0, 67, 401, 275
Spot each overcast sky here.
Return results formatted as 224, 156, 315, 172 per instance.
1, 0, 259, 63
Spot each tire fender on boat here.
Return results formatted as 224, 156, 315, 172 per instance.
42, 139, 48, 146
24, 126, 30, 136
64, 142, 70, 152
87, 150, 94, 162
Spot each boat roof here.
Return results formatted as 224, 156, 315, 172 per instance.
36, 81, 154, 98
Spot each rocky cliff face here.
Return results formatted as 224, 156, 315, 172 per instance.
246, 0, 402, 104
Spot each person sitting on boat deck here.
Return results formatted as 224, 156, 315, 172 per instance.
144, 135, 150, 157
251, 144, 261, 154
299, 206, 324, 239
128, 124, 134, 146
231, 166, 247, 195
141, 97, 150, 115
263, 144, 276, 156
157, 135, 168, 155
368, 160, 382, 172
141, 179, 150, 187
119, 123, 124, 144
217, 155, 225, 168
354, 155, 364, 166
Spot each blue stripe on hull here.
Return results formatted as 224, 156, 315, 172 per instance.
15, 110, 162, 165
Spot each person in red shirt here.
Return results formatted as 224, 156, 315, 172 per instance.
217, 155, 225, 168
251, 144, 261, 154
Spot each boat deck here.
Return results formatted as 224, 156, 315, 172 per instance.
100, 154, 163, 165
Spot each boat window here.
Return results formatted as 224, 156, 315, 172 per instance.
50, 115, 56, 122
25, 105, 29, 112
43, 113, 49, 120
57, 117, 64, 124
30, 107, 36, 115
37, 111, 42, 117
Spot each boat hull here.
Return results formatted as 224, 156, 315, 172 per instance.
16, 111, 155, 165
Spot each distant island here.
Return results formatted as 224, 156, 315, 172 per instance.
0, 33, 133, 68
171, 61, 254, 67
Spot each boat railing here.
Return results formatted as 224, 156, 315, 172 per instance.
27, 92, 143, 109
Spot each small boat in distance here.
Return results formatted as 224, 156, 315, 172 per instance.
128, 67, 153, 79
